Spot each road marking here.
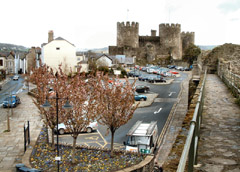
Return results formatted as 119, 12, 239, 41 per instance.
85, 136, 99, 141
97, 130, 108, 148
168, 92, 176, 96
96, 142, 104, 147
154, 107, 162, 114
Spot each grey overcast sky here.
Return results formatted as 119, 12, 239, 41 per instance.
0, 0, 239, 49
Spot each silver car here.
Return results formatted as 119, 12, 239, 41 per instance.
13, 75, 19, 80
57, 121, 98, 135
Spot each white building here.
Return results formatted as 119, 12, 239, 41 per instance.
96, 54, 113, 67
42, 31, 77, 73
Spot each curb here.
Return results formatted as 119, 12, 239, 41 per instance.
154, 72, 191, 167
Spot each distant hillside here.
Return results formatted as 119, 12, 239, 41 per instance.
0, 43, 29, 52
198, 45, 218, 50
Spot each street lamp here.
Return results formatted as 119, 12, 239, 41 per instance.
41, 93, 72, 172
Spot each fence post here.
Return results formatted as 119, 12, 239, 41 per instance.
28, 121, 30, 144
24, 124, 26, 152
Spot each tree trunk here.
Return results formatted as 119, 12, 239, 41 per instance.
51, 128, 55, 149
71, 135, 78, 164
46, 125, 49, 144
110, 130, 115, 156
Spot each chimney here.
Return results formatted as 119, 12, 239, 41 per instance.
48, 30, 54, 43
151, 30, 156, 36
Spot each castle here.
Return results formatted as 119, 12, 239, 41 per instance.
109, 22, 195, 64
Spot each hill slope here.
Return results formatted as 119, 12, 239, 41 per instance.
0, 43, 29, 52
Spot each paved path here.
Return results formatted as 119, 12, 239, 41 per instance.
195, 74, 240, 172
0, 91, 42, 172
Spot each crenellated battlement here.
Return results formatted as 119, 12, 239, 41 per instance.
159, 23, 181, 29
181, 31, 195, 36
112, 21, 195, 61
117, 21, 139, 28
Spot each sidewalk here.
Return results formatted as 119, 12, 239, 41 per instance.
0, 91, 42, 171
195, 74, 240, 172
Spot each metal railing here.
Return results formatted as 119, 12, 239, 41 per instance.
177, 69, 207, 172
218, 63, 240, 98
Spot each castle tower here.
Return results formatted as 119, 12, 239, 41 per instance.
181, 32, 195, 53
48, 30, 54, 43
151, 30, 156, 36
159, 23, 182, 60
117, 21, 139, 48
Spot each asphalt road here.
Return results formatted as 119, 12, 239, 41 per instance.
0, 75, 25, 122
0, 75, 25, 104
57, 71, 189, 150
0, 72, 188, 151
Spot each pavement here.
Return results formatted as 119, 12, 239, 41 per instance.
0, 81, 42, 171
195, 74, 240, 172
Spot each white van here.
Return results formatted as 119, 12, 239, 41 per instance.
123, 121, 158, 154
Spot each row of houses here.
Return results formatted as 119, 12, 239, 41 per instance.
0, 30, 135, 76
0, 47, 41, 75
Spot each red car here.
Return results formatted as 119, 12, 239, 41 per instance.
170, 71, 179, 74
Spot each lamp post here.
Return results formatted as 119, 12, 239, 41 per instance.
41, 93, 72, 172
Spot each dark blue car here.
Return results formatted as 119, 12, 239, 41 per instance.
3, 95, 21, 108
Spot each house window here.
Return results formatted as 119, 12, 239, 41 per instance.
56, 47, 60, 50
0, 59, 3, 66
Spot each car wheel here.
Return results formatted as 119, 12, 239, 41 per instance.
59, 128, 65, 135
144, 89, 147, 93
86, 127, 92, 133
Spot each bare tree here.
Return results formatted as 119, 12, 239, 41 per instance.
59, 70, 102, 163
30, 65, 58, 148
97, 75, 138, 155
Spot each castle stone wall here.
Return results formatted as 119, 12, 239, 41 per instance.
159, 24, 182, 60
109, 21, 195, 64
117, 22, 139, 48
181, 32, 195, 53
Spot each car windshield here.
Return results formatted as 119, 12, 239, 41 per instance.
4, 97, 15, 101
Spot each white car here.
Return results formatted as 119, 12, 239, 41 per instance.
57, 121, 98, 135
13, 75, 19, 80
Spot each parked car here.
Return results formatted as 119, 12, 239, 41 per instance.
147, 76, 157, 83
183, 67, 191, 71
154, 77, 167, 83
138, 75, 149, 81
170, 71, 179, 74
134, 92, 147, 101
13, 75, 19, 81
56, 121, 98, 135
127, 70, 140, 77
3, 95, 21, 108
148, 76, 166, 83
165, 72, 176, 77
168, 65, 176, 69
135, 85, 150, 93
0, 84, 2, 91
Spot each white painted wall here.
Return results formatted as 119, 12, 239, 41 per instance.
96, 56, 112, 67
43, 39, 77, 73
0, 57, 6, 70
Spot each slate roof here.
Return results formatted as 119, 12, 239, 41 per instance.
42, 37, 75, 47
